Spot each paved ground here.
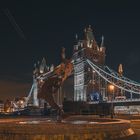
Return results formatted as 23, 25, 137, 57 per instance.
113, 114, 140, 139
0, 115, 136, 140
131, 120, 140, 139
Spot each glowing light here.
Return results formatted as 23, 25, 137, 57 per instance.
40, 70, 44, 74
92, 70, 96, 73
108, 84, 115, 92
100, 47, 103, 52
20, 100, 24, 104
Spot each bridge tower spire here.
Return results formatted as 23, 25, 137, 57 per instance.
84, 25, 94, 41
101, 35, 104, 47
118, 64, 123, 77
61, 47, 66, 61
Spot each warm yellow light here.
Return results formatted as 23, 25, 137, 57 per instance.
40, 70, 44, 74
108, 84, 115, 92
20, 100, 24, 104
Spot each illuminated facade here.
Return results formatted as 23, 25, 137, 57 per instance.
73, 26, 106, 101
73, 46, 86, 101
27, 77, 39, 106
27, 58, 48, 107
24, 25, 140, 117
27, 26, 107, 104
83, 26, 105, 65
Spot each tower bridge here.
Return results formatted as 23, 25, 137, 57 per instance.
26, 26, 140, 113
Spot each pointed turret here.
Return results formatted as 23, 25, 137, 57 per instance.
73, 33, 79, 52
39, 57, 47, 74
100, 35, 105, 53
118, 64, 123, 76
34, 63, 36, 69
84, 25, 94, 41
33, 63, 39, 77
83, 25, 98, 49
82, 26, 106, 65
61, 47, 66, 61
101, 35, 104, 47
75, 34, 78, 41
37, 61, 40, 66
50, 64, 54, 72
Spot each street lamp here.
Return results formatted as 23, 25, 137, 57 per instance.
109, 84, 114, 92
108, 84, 115, 99
108, 84, 115, 118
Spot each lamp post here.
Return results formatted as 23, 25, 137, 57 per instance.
108, 84, 115, 119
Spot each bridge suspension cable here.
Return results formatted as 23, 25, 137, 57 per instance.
105, 66, 140, 85
87, 59, 140, 94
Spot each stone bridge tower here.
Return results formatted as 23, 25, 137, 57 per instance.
73, 42, 86, 101
73, 26, 106, 102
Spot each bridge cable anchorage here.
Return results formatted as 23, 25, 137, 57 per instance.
86, 59, 140, 94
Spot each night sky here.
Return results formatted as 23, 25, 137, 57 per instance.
0, 1, 140, 100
